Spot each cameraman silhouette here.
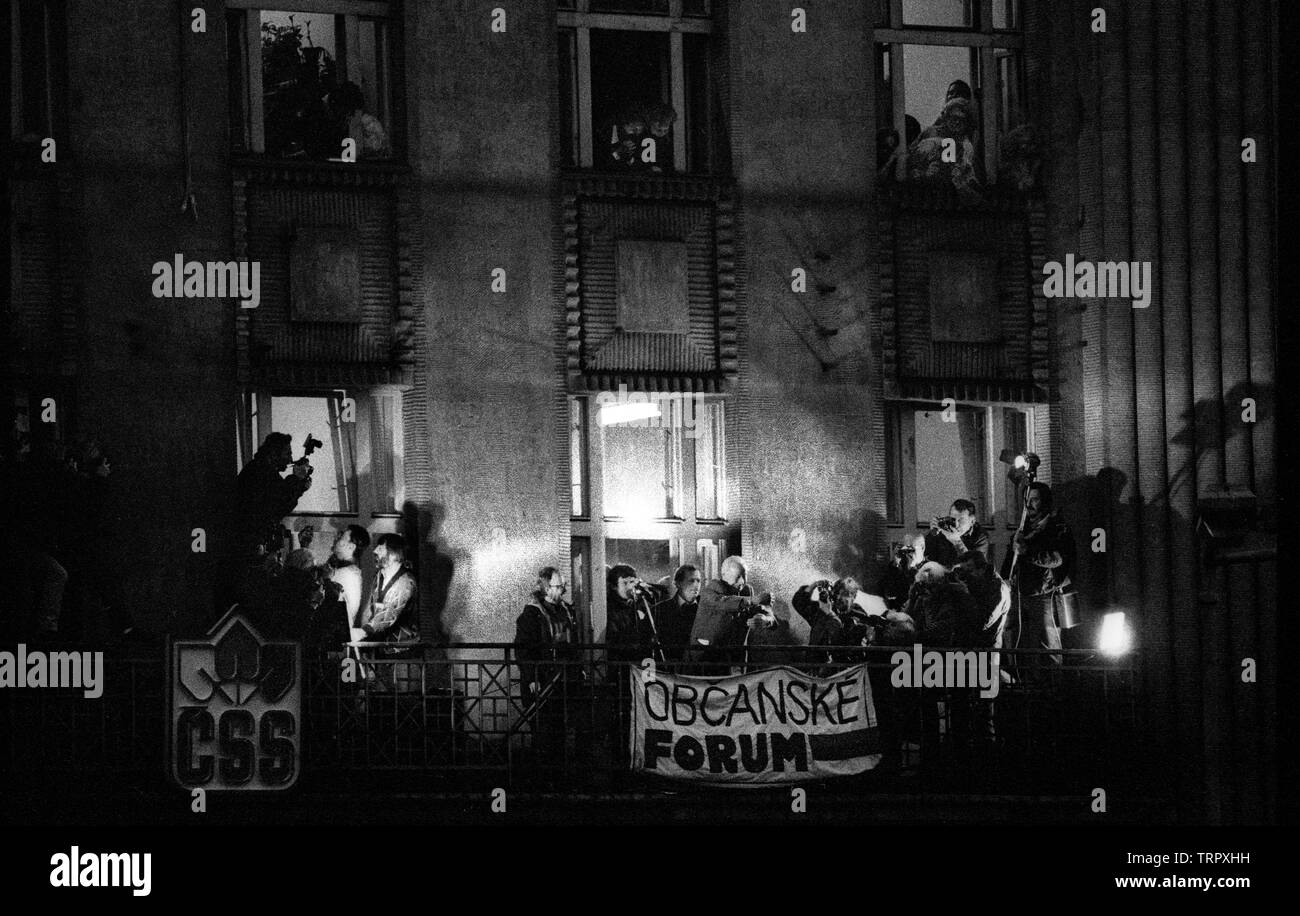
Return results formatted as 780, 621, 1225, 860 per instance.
234, 432, 313, 559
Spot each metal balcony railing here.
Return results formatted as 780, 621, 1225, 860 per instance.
3, 643, 1143, 798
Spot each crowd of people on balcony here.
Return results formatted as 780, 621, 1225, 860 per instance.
511, 483, 1076, 770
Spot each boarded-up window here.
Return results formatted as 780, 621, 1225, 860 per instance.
928, 250, 1001, 343
290, 227, 363, 322
616, 239, 688, 334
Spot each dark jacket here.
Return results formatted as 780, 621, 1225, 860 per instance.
791, 584, 871, 666
924, 522, 991, 569
904, 579, 982, 646
652, 595, 699, 662
234, 459, 310, 555
606, 591, 659, 665
688, 579, 787, 668
515, 598, 581, 704
1001, 513, 1076, 596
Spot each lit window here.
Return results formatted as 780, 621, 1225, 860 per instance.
601, 420, 683, 521
693, 401, 726, 521
242, 389, 403, 516
1001, 406, 1031, 525
875, 1, 1030, 193
912, 405, 988, 525
570, 397, 589, 517
227, 1, 396, 160
268, 393, 358, 514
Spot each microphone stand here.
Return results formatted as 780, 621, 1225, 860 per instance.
636, 586, 666, 665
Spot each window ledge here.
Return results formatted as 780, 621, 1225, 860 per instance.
561, 168, 735, 201
877, 182, 1042, 213
232, 156, 411, 187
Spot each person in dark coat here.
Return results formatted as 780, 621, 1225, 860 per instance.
687, 556, 785, 671
515, 566, 583, 708
652, 564, 702, 664
234, 432, 312, 558
924, 498, 991, 569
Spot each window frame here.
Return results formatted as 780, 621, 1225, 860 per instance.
240, 386, 404, 519
227, 0, 397, 159
559, 0, 714, 172
883, 399, 1038, 567
568, 392, 729, 637
875, 0, 1024, 186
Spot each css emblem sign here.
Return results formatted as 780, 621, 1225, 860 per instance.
170, 612, 300, 791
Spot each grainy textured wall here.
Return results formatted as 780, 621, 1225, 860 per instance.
404, 1, 564, 646
727, 2, 885, 639
1032, 0, 1277, 824
65, 0, 236, 632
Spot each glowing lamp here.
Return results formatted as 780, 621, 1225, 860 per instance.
1098, 611, 1132, 657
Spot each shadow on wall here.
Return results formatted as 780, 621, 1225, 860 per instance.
403, 500, 456, 649
1051, 382, 1275, 653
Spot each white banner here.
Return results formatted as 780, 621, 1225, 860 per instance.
630, 664, 881, 784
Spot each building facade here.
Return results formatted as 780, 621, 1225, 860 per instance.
6, 0, 1277, 821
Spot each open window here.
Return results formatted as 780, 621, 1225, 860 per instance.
227, 0, 397, 160
238, 388, 404, 518
559, 1, 723, 174
875, 0, 1032, 195
884, 400, 1040, 564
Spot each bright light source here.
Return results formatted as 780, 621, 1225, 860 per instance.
598, 402, 662, 426
1013, 454, 1029, 470
1098, 611, 1132, 657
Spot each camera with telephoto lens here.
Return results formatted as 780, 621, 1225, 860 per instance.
294, 434, 323, 476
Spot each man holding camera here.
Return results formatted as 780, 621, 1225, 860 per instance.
925, 499, 990, 570
234, 432, 313, 559
686, 556, 784, 670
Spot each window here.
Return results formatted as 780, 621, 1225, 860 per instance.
884, 400, 1038, 538
693, 401, 727, 521
558, 1, 722, 173
601, 420, 683, 521
227, 1, 396, 160
875, 0, 1028, 192
1001, 406, 1031, 525
569, 392, 730, 631
569, 397, 590, 517
241, 388, 403, 516
11, 0, 64, 143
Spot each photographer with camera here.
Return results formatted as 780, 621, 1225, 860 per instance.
880, 534, 927, 610
234, 432, 314, 559
925, 499, 990, 569
686, 556, 786, 671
